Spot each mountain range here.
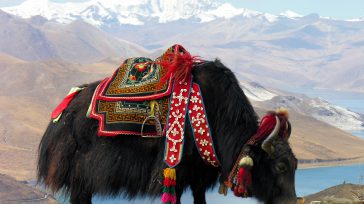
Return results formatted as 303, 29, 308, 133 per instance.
0, 10, 146, 63
240, 81, 364, 131
1, 0, 364, 92
1, 0, 304, 26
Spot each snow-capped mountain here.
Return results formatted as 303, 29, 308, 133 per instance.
0, 0, 225, 26
0, 0, 343, 27
240, 81, 364, 131
240, 81, 278, 101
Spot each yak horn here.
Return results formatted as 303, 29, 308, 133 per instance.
261, 116, 280, 155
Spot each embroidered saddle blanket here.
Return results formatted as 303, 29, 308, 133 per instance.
88, 45, 181, 137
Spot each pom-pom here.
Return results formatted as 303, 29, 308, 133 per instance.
171, 195, 177, 203
238, 156, 253, 167
276, 107, 289, 118
161, 193, 172, 203
158, 45, 200, 85
162, 168, 177, 204
218, 183, 228, 196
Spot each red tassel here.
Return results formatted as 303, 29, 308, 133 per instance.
237, 168, 245, 184
245, 171, 252, 187
233, 186, 240, 197
163, 178, 176, 187
238, 185, 244, 194
158, 45, 200, 85
236, 167, 252, 196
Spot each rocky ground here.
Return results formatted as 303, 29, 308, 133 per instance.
304, 183, 364, 204
0, 174, 58, 204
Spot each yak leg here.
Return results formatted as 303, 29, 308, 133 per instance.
70, 188, 92, 204
175, 187, 183, 204
191, 183, 207, 204
70, 192, 92, 204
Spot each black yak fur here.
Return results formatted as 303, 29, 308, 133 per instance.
37, 60, 297, 204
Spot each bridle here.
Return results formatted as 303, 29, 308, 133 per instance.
219, 110, 291, 197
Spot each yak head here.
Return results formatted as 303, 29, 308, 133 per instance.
241, 110, 298, 204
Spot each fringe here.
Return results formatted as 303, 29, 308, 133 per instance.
161, 168, 177, 204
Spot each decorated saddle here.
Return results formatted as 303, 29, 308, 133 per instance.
87, 48, 175, 137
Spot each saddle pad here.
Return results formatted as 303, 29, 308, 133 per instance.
89, 76, 171, 137
97, 47, 177, 101
88, 45, 190, 137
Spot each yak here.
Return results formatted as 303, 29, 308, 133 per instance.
37, 59, 298, 204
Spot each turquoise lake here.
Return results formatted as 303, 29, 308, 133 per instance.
54, 164, 364, 204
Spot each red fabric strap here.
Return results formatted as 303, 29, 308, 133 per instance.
164, 77, 192, 167
188, 83, 220, 167
51, 88, 83, 120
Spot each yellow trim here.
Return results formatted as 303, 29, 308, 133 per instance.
150, 100, 157, 116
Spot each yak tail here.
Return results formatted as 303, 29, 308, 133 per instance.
37, 111, 77, 193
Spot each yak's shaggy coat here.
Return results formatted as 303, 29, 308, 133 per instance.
38, 60, 297, 204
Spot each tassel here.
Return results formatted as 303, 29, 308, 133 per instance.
158, 45, 200, 85
161, 193, 171, 203
236, 166, 252, 196
218, 180, 228, 196
233, 185, 240, 197
161, 168, 177, 204
235, 155, 253, 197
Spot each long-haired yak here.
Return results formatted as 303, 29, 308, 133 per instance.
37, 45, 298, 204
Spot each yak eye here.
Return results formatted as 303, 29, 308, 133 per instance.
275, 162, 287, 173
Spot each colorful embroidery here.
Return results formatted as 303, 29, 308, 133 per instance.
164, 77, 192, 167
89, 45, 188, 137
89, 77, 170, 137
188, 83, 220, 167
103, 57, 172, 98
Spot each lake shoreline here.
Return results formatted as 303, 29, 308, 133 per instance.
298, 157, 364, 169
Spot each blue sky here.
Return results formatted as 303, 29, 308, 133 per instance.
0, 0, 363, 20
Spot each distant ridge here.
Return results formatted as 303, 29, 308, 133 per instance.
1, 0, 358, 28
0, 9, 147, 63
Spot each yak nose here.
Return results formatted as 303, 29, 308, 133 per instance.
296, 197, 305, 204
